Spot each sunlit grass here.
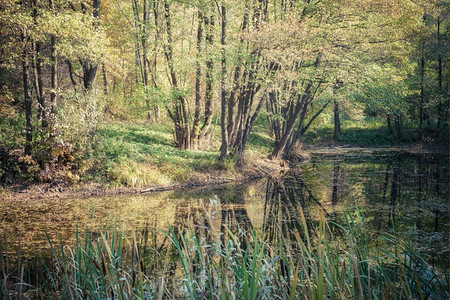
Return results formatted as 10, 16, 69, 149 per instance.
95, 121, 220, 186
93, 118, 273, 186
304, 116, 416, 146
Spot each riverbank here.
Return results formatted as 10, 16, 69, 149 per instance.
2, 143, 447, 202
0, 154, 288, 201
1, 117, 447, 201
303, 142, 449, 154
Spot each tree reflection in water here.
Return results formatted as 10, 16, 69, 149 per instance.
0, 152, 447, 289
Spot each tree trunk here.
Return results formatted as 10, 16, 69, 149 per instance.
67, 60, 77, 87
33, 41, 45, 125
50, 39, 57, 116
419, 43, 425, 141
102, 63, 111, 113
437, 16, 443, 130
226, 0, 250, 144
199, 9, 215, 139
333, 99, 340, 141
32, 0, 46, 126
102, 63, 109, 95
141, 0, 152, 121
267, 90, 282, 143
269, 81, 313, 159
152, 0, 160, 121
219, 3, 228, 161
236, 94, 265, 167
395, 114, 402, 141
50, 0, 57, 128
163, 0, 190, 149
82, 0, 100, 90
387, 114, 393, 134
191, 9, 204, 145
22, 30, 32, 156
285, 92, 329, 156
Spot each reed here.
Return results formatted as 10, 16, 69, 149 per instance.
1, 207, 448, 299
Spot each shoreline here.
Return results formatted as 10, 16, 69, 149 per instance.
1, 155, 288, 202
1, 144, 447, 202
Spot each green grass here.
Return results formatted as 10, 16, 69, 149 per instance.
93, 121, 219, 185
1, 208, 448, 299
91, 117, 274, 187
302, 116, 444, 146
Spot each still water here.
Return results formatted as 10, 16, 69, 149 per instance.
1, 151, 448, 263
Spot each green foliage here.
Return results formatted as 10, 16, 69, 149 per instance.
55, 88, 102, 147
351, 64, 411, 117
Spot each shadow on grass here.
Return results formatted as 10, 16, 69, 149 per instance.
248, 132, 274, 152
97, 122, 219, 171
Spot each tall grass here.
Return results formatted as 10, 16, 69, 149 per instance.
1, 208, 448, 299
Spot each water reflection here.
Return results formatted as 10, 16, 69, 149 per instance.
0, 152, 448, 269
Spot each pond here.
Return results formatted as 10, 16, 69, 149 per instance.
1, 150, 448, 266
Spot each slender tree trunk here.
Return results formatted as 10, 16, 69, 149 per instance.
269, 83, 312, 159
437, 16, 443, 130
236, 94, 265, 167
102, 63, 109, 95
22, 30, 32, 156
419, 43, 425, 141
333, 99, 340, 141
191, 9, 204, 145
387, 114, 393, 134
285, 96, 329, 156
219, 3, 228, 160
268, 90, 282, 143
226, 0, 250, 144
199, 9, 215, 139
32, 0, 46, 126
142, 0, 152, 121
50, 42, 57, 117
395, 114, 402, 141
152, 0, 160, 121
163, 0, 190, 149
102, 63, 111, 113
49, 0, 57, 131
132, 0, 143, 84
33, 42, 45, 123
66, 60, 77, 87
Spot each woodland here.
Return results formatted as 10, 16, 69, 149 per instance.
0, 1, 449, 298
0, 0, 448, 186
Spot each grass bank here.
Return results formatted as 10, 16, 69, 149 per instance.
92, 118, 275, 187
303, 116, 449, 147
1, 111, 447, 198
0, 116, 282, 200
